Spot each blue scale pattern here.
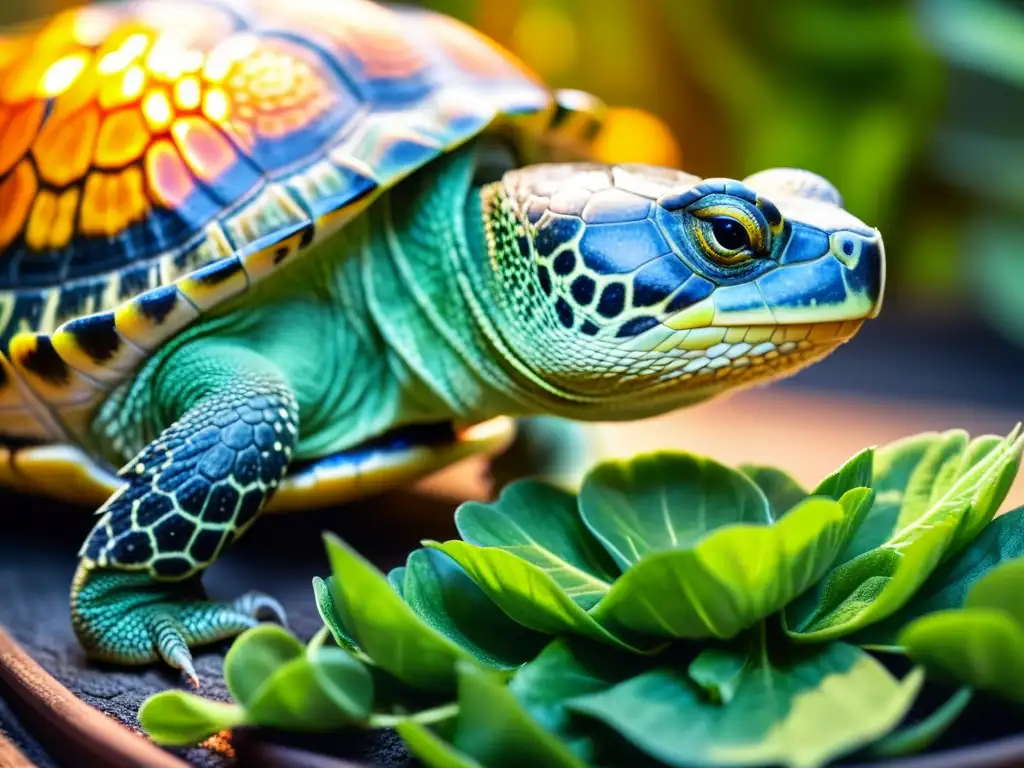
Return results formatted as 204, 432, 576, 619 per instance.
580, 219, 670, 275
83, 380, 298, 580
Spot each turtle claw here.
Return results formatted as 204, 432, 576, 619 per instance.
71, 565, 288, 686
233, 592, 289, 629
162, 641, 200, 690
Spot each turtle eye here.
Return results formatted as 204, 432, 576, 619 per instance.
709, 217, 750, 251
687, 198, 769, 266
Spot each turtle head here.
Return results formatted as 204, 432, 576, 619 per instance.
473, 163, 884, 419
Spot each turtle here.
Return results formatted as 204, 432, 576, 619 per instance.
0, 0, 885, 684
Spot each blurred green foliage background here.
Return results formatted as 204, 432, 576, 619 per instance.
3, 0, 1023, 344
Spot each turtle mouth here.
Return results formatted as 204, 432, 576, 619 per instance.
646, 320, 864, 390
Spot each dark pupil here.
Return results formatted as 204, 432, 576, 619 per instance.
710, 218, 749, 251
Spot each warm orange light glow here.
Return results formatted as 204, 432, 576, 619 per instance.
25, 190, 57, 250
121, 65, 146, 101
40, 54, 89, 97
174, 76, 201, 110
49, 187, 80, 249
182, 50, 205, 74
80, 167, 147, 236
146, 139, 193, 207
0, 161, 37, 250
97, 33, 149, 75
592, 107, 683, 168
95, 108, 151, 167
33, 106, 101, 186
142, 89, 173, 130
203, 34, 259, 83
172, 117, 236, 181
0, 104, 44, 176
203, 88, 229, 122
72, 7, 117, 47
145, 37, 184, 81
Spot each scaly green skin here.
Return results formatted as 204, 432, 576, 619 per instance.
76, 145, 535, 678
75, 142, 885, 681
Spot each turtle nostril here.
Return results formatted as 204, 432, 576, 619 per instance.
829, 230, 877, 269
827, 229, 885, 318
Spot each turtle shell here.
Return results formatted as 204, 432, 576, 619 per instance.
0, 0, 583, 444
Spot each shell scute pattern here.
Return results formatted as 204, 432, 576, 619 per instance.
0, 0, 554, 442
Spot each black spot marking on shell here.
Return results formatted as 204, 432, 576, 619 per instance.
19, 337, 71, 385
580, 319, 600, 336
273, 246, 291, 264
299, 224, 315, 248
550, 102, 573, 128
118, 263, 157, 301
65, 313, 121, 363
1, 293, 46, 349
56, 281, 107, 325
192, 257, 244, 286
137, 287, 179, 325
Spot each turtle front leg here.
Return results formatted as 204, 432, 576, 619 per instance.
71, 343, 298, 686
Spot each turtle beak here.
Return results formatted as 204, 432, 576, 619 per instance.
750, 223, 885, 326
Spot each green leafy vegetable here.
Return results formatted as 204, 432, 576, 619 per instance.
455, 482, 618, 608
245, 645, 372, 729
313, 575, 359, 651
568, 631, 923, 768
739, 465, 806, 520
401, 662, 588, 768
323, 532, 483, 691
903, 610, 1024, 703
140, 624, 373, 745
140, 425, 1024, 763
899, 558, 1024, 703
854, 507, 1024, 646
591, 490, 873, 640
509, 639, 655, 761
788, 427, 1023, 640
397, 721, 485, 768
837, 433, 940, 564
398, 547, 548, 669
811, 447, 873, 501
579, 453, 770, 570
427, 539, 645, 651
964, 557, 1024, 617
138, 692, 245, 747
223, 624, 304, 708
